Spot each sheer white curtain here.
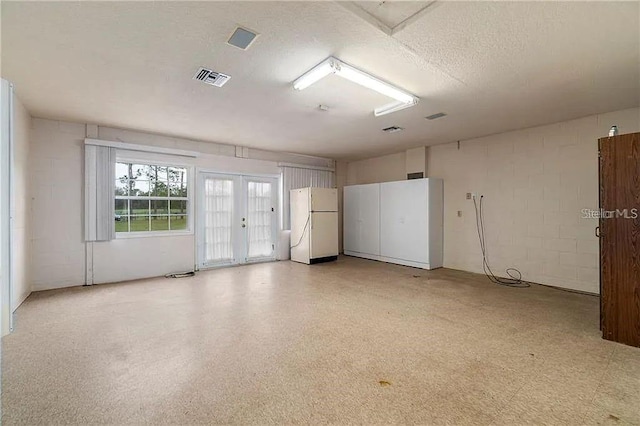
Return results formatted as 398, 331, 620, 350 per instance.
281, 165, 334, 230
204, 178, 234, 263
247, 181, 273, 258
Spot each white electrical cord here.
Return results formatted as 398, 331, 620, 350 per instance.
473, 195, 530, 288
290, 215, 310, 248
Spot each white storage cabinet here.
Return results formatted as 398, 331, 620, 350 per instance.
343, 178, 443, 270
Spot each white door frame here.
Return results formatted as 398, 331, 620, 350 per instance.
1, 79, 14, 336
196, 171, 279, 270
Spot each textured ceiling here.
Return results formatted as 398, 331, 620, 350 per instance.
2, 1, 639, 160
345, 1, 436, 33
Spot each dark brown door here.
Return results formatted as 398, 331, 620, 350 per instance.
599, 132, 640, 347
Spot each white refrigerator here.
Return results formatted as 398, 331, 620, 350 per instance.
290, 187, 338, 264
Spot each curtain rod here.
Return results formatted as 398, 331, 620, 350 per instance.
85, 138, 199, 158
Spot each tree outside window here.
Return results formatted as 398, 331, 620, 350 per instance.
115, 162, 189, 233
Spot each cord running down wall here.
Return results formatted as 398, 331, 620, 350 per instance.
473, 195, 530, 288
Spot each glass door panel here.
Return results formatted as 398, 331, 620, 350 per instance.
202, 175, 236, 266
246, 180, 275, 260
199, 173, 277, 269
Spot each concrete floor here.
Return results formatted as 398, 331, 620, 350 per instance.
2, 256, 639, 425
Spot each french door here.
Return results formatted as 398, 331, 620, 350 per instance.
198, 172, 278, 269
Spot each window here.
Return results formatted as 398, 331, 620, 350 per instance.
115, 162, 189, 234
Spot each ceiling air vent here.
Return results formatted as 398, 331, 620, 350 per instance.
227, 27, 259, 50
382, 126, 404, 133
193, 67, 231, 87
425, 112, 447, 120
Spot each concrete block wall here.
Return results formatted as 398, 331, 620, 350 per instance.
428, 107, 639, 293
346, 107, 640, 293
28, 118, 334, 290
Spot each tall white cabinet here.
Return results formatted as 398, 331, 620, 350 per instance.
343, 178, 443, 270
343, 183, 380, 256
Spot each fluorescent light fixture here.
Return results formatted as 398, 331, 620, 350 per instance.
293, 58, 337, 90
375, 100, 418, 117
292, 56, 419, 116
335, 64, 416, 104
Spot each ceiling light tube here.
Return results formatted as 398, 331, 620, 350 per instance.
334, 62, 417, 104
293, 58, 337, 91
374, 100, 417, 117
292, 56, 420, 117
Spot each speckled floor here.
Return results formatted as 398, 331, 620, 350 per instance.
2, 256, 639, 425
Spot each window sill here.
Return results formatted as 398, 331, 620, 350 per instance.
115, 230, 193, 239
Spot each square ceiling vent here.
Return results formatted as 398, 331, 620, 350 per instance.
227, 27, 258, 50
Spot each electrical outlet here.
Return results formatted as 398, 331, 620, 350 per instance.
457, 210, 463, 217
466, 193, 472, 200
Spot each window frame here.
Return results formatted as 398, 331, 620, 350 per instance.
114, 158, 194, 239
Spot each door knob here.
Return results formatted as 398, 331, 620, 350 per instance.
242, 224, 246, 228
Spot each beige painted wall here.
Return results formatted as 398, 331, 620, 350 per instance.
405, 146, 427, 177
29, 118, 334, 290
29, 119, 87, 290
346, 151, 406, 185
12, 94, 31, 310
429, 107, 639, 293
344, 107, 640, 293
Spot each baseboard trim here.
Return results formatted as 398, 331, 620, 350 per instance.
343, 251, 441, 270
12, 289, 32, 312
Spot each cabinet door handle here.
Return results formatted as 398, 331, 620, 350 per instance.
595, 226, 600, 237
